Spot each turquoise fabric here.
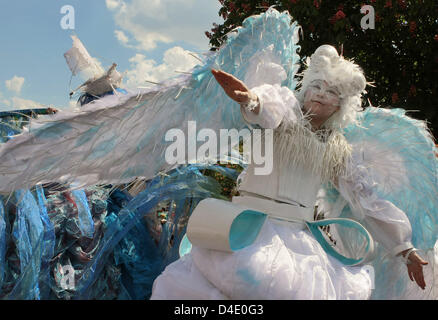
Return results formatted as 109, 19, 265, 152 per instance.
179, 234, 192, 257
229, 210, 267, 251
306, 218, 373, 266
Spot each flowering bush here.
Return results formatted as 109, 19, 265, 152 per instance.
207, 0, 438, 136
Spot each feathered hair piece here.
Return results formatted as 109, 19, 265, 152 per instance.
296, 45, 368, 130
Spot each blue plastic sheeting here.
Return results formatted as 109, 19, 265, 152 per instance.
0, 197, 5, 294
0, 102, 239, 299
0, 123, 20, 143
74, 164, 227, 299
35, 186, 56, 299
78, 88, 128, 106
8, 190, 45, 299
71, 189, 94, 238
0, 110, 240, 299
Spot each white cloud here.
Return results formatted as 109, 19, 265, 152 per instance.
5, 76, 25, 94
106, 0, 222, 51
106, 0, 122, 10
114, 30, 130, 45
0, 90, 49, 112
67, 100, 79, 110
124, 46, 200, 88
0, 91, 11, 108
11, 97, 46, 110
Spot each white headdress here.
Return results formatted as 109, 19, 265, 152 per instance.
296, 45, 368, 130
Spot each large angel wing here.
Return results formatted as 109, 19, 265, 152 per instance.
319, 107, 438, 299
343, 107, 438, 251
0, 8, 301, 193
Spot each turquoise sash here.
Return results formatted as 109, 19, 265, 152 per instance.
180, 209, 374, 266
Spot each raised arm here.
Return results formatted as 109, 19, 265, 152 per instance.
211, 69, 260, 114
211, 69, 301, 129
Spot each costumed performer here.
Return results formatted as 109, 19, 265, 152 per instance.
150, 44, 428, 300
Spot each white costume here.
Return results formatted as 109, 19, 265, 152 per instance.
150, 47, 415, 299
0, 10, 435, 300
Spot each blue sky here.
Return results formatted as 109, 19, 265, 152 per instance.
0, 0, 223, 111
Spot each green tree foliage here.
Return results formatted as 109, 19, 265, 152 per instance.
206, 0, 438, 136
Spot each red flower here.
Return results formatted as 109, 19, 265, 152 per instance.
314, 0, 320, 9
370, 0, 376, 2
397, 0, 407, 9
375, 13, 382, 22
384, 0, 392, 8
205, 31, 212, 39
434, 34, 438, 42
242, 3, 251, 12
392, 93, 399, 104
329, 15, 337, 25
229, 2, 236, 11
408, 85, 417, 97
335, 10, 346, 20
409, 21, 417, 34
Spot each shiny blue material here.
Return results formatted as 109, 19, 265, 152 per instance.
8, 190, 44, 299
35, 186, 55, 299
0, 196, 5, 294
74, 165, 228, 299
72, 189, 94, 238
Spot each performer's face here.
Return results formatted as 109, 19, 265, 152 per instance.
303, 80, 341, 123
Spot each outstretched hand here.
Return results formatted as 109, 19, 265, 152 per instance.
211, 69, 256, 104
46, 107, 58, 114
403, 250, 429, 290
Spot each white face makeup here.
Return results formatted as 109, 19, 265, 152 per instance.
303, 80, 341, 126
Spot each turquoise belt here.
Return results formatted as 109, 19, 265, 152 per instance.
180, 198, 375, 266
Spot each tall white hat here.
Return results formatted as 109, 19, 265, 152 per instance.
297, 45, 368, 129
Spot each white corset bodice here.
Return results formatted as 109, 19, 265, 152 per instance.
238, 157, 322, 211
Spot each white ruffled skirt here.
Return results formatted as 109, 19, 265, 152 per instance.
150, 219, 372, 300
